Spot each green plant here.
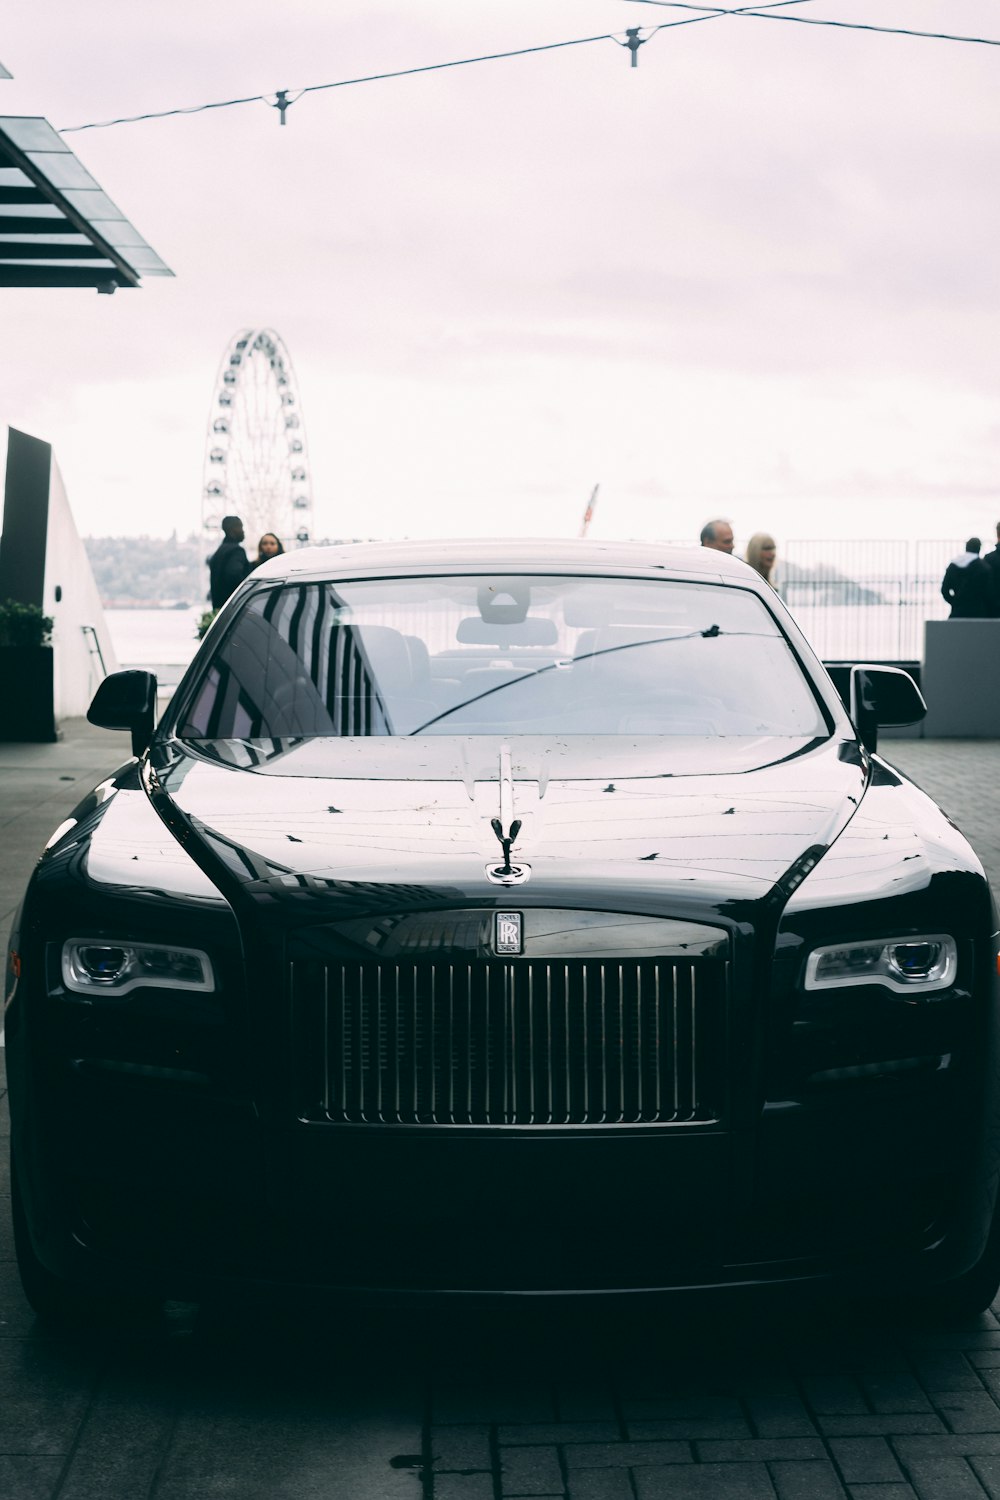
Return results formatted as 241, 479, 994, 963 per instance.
196, 609, 218, 640
0, 600, 54, 647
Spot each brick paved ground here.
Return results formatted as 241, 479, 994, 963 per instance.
880, 737, 1000, 890
1, 724, 999, 1498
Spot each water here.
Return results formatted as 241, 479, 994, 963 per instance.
105, 607, 203, 689
104, 597, 946, 690
783, 600, 948, 662
103, 538, 960, 675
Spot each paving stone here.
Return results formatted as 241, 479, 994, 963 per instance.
567, 1471, 633, 1500
902, 1331, 1000, 1352
905, 1457, 991, 1498
151, 1381, 423, 1500
800, 1378, 869, 1416
769, 1460, 847, 1499
826, 1438, 904, 1483
499, 1423, 620, 1446
0, 1456, 64, 1499
793, 1346, 908, 1378
500, 1445, 564, 1495
747, 1392, 817, 1438
893, 1436, 1000, 1461
969, 1456, 1000, 1497
629, 1416, 752, 1440
862, 1374, 935, 1415
971, 1355, 1000, 1371
911, 1353, 985, 1392
622, 1395, 747, 1423
632, 1461, 777, 1498
697, 1440, 826, 1463
564, 1440, 692, 1468
54, 1358, 178, 1500
0, 1339, 101, 1454
436, 1475, 495, 1500
933, 1391, 1000, 1433
817, 1415, 947, 1437
432, 1424, 493, 1470
0, 1255, 49, 1338
845, 1488, 918, 1500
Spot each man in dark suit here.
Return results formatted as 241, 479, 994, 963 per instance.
941, 537, 981, 614
207, 515, 251, 609
952, 523, 1000, 618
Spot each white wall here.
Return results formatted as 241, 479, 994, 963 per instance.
43, 453, 119, 718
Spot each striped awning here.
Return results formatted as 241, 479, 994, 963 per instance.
0, 116, 172, 292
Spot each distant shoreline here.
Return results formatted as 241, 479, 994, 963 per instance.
100, 600, 193, 610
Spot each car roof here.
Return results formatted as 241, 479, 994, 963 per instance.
252, 537, 760, 586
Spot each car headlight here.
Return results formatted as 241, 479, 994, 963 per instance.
804, 935, 958, 995
61, 939, 215, 997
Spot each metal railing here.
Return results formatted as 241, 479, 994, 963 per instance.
777, 538, 963, 661
80, 623, 107, 681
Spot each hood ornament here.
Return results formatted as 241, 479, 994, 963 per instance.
486, 744, 531, 886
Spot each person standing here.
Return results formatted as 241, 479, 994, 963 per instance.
941, 537, 981, 615
254, 532, 285, 567
984, 523, 1000, 614
208, 516, 251, 608
700, 519, 735, 554
952, 525, 1000, 618
745, 532, 777, 586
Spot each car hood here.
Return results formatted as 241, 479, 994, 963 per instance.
147, 734, 867, 917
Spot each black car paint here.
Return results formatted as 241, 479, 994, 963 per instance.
6, 543, 999, 1301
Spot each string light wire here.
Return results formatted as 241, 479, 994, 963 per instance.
624, 0, 1000, 49
62, 14, 773, 133
60, 33, 632, 132
58, 3, 1000, 134
55, 2, 817, 132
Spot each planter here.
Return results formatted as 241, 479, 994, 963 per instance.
0, 646, 57, 742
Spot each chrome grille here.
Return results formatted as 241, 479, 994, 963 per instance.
290, 958, 724, 1125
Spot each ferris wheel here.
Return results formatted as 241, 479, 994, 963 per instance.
201, 328, 314, 563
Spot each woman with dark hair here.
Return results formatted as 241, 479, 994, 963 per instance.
254, 532, 285, 567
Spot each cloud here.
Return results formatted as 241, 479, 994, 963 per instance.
1, 0, 998, 542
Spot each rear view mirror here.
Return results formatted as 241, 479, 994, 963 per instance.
850, 665, 927, 753
87, 670, 158, 756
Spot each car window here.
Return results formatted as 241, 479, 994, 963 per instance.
175, 575, 827, 740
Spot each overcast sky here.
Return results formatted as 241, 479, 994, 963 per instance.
1, 0, 998, 551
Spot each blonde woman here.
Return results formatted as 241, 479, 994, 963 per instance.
745, 532, 777, 586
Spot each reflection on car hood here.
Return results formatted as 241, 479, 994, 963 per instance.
150, 734, 867, 909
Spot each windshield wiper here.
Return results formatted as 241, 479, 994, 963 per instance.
407, 628, 729, 734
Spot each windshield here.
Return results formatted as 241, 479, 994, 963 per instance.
175, 574, 827, 740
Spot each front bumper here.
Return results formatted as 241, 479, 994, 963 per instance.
9, 1057, 992, 1303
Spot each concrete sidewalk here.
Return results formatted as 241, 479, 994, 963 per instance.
2, 722, 998, 960
876, 737, 1000, 890
0, 720, 125, 954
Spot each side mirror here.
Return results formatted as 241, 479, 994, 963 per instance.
850, 665, 927, 753
87, 670, 158, 756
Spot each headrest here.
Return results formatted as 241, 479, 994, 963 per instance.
349, 624, 413, 689
577, 626, 679, 669
456, 616, 558, 647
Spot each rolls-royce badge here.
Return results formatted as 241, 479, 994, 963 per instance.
495, 911, 523, 955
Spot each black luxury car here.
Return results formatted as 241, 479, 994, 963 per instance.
6, 539, 1000, 1321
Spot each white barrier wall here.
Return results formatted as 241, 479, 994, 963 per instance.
44, 454, 119, 717
1, 425, 119, 725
